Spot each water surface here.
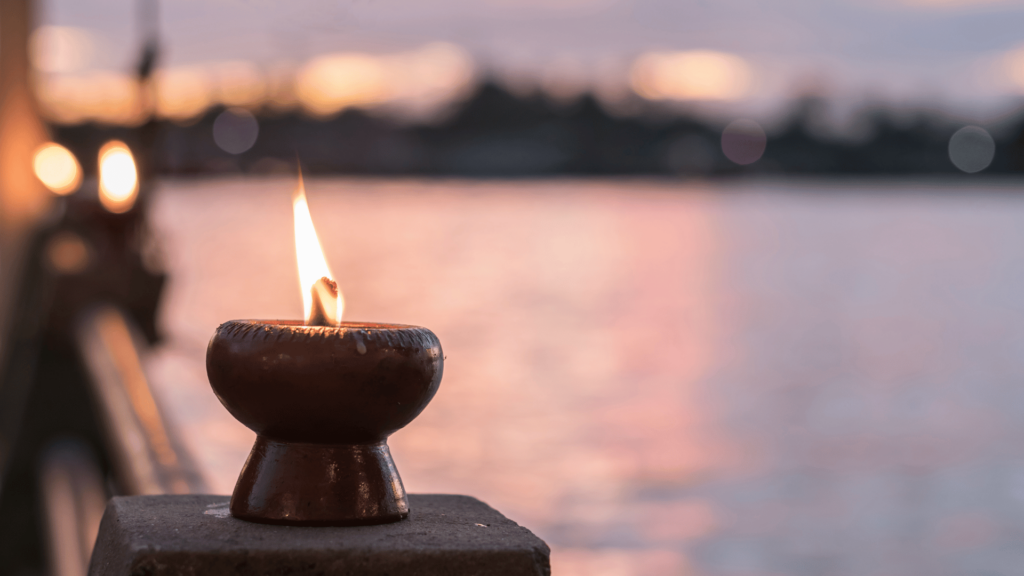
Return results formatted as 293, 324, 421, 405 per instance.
146, 178, 1024, 576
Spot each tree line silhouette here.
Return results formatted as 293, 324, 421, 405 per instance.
53, 82, 1024, 177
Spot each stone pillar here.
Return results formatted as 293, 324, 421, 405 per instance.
89, 494, 551, 576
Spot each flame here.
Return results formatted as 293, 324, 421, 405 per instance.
33, 142, 82, 195
292, 172, 343, 325
98, 141, 138, 213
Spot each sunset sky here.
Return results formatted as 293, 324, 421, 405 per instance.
35, 0, 1024, 122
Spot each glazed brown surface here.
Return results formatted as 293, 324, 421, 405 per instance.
207, 320, 441, 444
206, 320, 442, 525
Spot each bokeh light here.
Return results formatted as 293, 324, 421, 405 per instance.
263, 64, 300, 110
296, 43, 474, 117
721, 119, 767, 165
33, 142, 81, 196
33, 42, 474, 125
295, 54, 391, 116
1003, 47, 1024, 91
948, 126, 995, 173
155, 66, 214, 121
154, 63, 267, 122
36, 71, 140, 125
630, 50, 752, 101
211, 61, 267, 109
45, 231, 90, 275
213, 108, 259, 155
98, 141, 139, 213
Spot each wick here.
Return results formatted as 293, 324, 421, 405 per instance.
307, 277, 339, 327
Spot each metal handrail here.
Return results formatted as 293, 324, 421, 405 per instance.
32, 304, 207, 576
75, 304, 206, 496
40, 441, 107, 576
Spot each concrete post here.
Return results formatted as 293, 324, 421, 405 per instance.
89, 494, 551, 576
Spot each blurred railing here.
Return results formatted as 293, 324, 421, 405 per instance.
0, 1, 207, 575
37, 305, 206, 576
40, 441, 108, 576
76, 305, 204, 496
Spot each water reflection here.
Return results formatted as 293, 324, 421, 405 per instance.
146, 179, 1024, 575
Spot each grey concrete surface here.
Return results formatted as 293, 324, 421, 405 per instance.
88, 494, 550, 576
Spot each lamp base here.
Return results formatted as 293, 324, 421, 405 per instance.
230, 436, 408, 526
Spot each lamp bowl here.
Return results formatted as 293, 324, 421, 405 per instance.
206, 320, 443, 525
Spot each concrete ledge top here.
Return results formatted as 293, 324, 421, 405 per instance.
88, 494, 551, 576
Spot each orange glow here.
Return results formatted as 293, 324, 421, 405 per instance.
295, 43, 474, 117
35, 43, 474, 126
154, 66, 213, 121
98, 141, 138, 213
1003, 46, 1024, 93
212, 61, 267, 108
36, 71, 142, 125
295, 54, 390, 116
292, 172, 343, 325
33, 142, 81, 195
630, 50, 752, 101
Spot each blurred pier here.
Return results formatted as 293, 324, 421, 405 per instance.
0, 2, 206, 574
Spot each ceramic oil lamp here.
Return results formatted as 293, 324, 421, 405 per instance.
206, 176, 443, 526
